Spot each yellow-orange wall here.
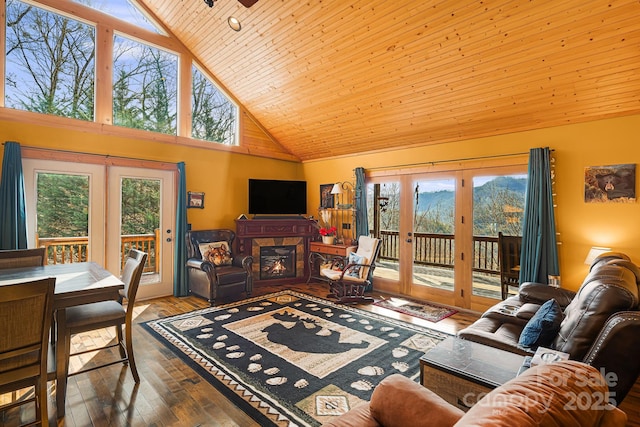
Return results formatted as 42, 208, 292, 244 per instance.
303, 114, 640, 291
0, 118, 303, 229
2, 113, 640, 291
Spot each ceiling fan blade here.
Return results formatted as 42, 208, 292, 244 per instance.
238, 0, 258, 7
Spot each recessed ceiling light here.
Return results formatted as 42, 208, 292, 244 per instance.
228, 16, 241, 31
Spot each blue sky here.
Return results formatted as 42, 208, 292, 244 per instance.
73, 0, 159, 32
417, 174, 528, 193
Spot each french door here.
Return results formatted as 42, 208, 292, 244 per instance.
107, 166, 175, 300
410, 173, 460, 304
22, 159, 175, 300
368, 159, 527, 311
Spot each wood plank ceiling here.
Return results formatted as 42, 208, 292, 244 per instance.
139, 0, 640, 161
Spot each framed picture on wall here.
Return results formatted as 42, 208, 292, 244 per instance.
187, 191, 205, 208
320, 184, 334, 208
584, 164, 636, 203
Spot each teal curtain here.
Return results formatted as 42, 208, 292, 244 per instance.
519, 147, 559, 284
173, 162, 189, 296
354, 167, 369, 238
0, 142, 28, 249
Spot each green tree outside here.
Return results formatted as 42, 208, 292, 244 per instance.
6, 0, 237, 144
37, 174, 159, 239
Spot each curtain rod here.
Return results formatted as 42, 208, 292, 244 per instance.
2, 142, 179, 168
365, 149, 554, 171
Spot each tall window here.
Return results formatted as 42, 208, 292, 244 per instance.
4, 0, 241, 148
5, 0, 95, 120
113, 35, 178, 135
192, 65, 238, 145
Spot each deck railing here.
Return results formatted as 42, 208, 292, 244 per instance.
377, 230, 501, 275
36, 229, 160, 273
36, 229, 502, 276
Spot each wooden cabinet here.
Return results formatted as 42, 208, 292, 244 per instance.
309, 242, 356, 257
307, 242, 357, 283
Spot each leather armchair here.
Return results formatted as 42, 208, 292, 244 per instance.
458, 252, 640, 403
186, 229, 253, 304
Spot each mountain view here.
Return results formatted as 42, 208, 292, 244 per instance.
416, 176, 527, 211
415, 176, 527, 236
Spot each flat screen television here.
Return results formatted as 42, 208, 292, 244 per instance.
248, 179, 307, 216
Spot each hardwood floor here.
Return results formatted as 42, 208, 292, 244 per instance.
1, 283, 638, 426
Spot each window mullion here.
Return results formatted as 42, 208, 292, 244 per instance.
95, 23, 114, 125
177, 53, 192, 138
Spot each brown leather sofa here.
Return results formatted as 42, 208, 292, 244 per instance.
185, 229, 253, 304
458, 252, 640, 404
323, 361, 627, 427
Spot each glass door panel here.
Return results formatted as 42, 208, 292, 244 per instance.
368, 180, 400, 282
107, 167, 174, 300
36, 173, 89, 263
471, 173, 527, 299
23, 159, 106, 264
120, 176, 160, 281
412, 178, 456, 292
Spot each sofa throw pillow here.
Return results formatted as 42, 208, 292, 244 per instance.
345, 252, 367, 278
199, 241, 233, 266
518, 298, 563, 349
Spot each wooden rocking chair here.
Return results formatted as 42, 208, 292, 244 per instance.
320, 235, 381, 304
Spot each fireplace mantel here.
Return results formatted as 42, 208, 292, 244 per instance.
236, 217, 316, 286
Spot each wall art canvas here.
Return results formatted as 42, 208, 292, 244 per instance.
320, 184, 334, 208
187, 191, 205, 208
584, 164, 636, 203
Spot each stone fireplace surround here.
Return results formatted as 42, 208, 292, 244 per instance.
235, 217, 316, 286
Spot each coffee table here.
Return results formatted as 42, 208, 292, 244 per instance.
420, 336, 526, 411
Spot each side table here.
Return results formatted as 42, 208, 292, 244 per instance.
420, 336, 525, 411
307, 241, 356, 284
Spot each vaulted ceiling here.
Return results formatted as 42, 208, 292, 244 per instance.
139, 0, 640, 161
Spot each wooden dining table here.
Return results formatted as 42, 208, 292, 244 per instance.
0, 262, 124, 418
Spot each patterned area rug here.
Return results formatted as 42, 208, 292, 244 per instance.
373, 297, 458, 322
144, 290, 450, 426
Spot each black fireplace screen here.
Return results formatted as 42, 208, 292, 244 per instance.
260, 245, 296, 280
